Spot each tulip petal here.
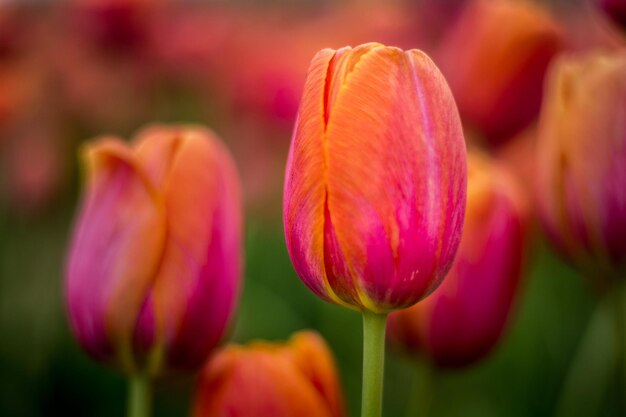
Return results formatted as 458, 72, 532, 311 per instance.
66, 138, 166, 366
284, 48, 352, 306
132, 127, 240, 370
166, 132, 242, 369
287, 332, 345, 417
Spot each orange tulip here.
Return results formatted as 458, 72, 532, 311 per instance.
192, 331, 345, 417
283, 42, 467, 313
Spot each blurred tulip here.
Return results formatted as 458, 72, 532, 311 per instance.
437, 0, 563, 145
0, 35, 48, 135
597, 0, 626, 29
0, 7, 22, 59
192, 331, 345, 417
563, 3, 626, 52
1, 117, 68, 215
66, 125, 242, 375
69, 0, 162, 54
409, 0, 468, 45
283, 42, 467, 313
536, 50, 626, 284
389, 151, 529, 368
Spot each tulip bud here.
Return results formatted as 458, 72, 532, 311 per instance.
388, 151, 529, 368
65, 125, 242, 375
192, 331, 345, 417
437, 0, 563, 145
536, 51, 626, 283
283, 43, 467, 313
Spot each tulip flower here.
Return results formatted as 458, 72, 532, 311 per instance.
192, 331, 345, 417
535, 50, 626, 409
389, 150, 529, 368
283, 43, 467, 417
65, 125, 242, 417
536, 50, 626, 283
437, 0, 563, 145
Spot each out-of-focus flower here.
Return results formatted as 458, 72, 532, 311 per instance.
148, 6, 233, 89
437, 0, 563, 145
283, 43, 467, 313
0, 6, 23, 60
69, 0, 162, 54
0, 17, 69, 214
192, 331, 345, 417
536, 50, 626, 284
0, 116, 68, 214
596, 0, 626, 30
54, 36, 155, 132
66, 125, 242, 375
408, 0, 468, 44
563, 3, 626, 52
389, 151, 529, 368
0, 62, 40, 137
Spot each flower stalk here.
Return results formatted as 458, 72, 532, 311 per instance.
361, 311, 388, 417
128, 374, 151, 417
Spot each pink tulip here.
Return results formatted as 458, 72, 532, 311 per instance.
283, 43, 467, 313
66, 125, 242, 374
389, 151, 529, 367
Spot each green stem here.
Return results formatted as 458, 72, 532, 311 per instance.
127, 374, 151, 417
361, 311, 388, 417
405, 357, 433, 417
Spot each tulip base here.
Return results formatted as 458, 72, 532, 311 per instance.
128, 375, 151, 417
361, 311, 388, 417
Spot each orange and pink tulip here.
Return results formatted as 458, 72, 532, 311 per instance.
283, 42, 467, 313
536, 50, 626, 283
437, 0, 563, 145
192, 331, 345, 417
65, 125, 242, 375
389, 151, 529, 368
